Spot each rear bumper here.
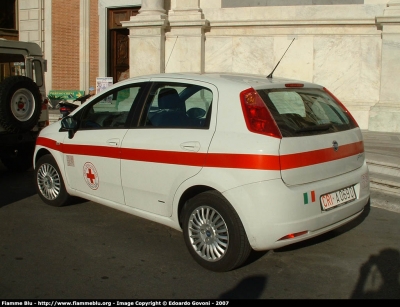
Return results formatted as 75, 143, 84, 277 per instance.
222, 163, 370, 251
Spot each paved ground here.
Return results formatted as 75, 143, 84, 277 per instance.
0, 129, 399, 299
0, 175, 399, 299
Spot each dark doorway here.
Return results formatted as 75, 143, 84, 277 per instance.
108, 7, 140, 83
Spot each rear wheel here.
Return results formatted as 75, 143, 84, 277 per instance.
181, 191, 251, 272
35, 154, 71, 207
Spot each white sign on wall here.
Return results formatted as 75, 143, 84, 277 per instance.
96, 77, 114, 103
96, 77, 113, 94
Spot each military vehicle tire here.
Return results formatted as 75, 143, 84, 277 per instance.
0, 76, 42, 132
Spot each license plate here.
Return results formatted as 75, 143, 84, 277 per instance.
320, 186, 356, 211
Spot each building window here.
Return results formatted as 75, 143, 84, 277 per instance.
0, 0, 16, 30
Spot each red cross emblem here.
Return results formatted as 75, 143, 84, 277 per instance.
83, 162, 99, 190
86, 168, 96, 183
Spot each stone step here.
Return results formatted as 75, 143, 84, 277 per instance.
365, 151, 400, 195
367, 161, 400, 177
366, 152, 400, 170
368, 171, 400, 195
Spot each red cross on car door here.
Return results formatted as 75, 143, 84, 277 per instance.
62, 83, 146, 205
62, 129, 127, 205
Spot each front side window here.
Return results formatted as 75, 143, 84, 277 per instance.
141, 82, 213, 129
78, 84, 146, 129
257, 88, 357, 137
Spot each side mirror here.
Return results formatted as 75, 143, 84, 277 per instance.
68, 129, 75, 140
60, 116, 78, 139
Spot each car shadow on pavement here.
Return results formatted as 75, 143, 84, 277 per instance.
0, 167, 37, 208
219, 275, 268, 299
0, 165, 87, 208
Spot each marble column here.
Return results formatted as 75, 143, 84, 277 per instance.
170, 0, 203, 16
371, 0, 400, 132
166, 0, 209, 73
121, 0, 168, 77
138, 0, 166, 16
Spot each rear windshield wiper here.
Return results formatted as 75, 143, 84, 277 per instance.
295, 123, 332, 133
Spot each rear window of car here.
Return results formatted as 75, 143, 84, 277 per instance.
257, 88, 357, 137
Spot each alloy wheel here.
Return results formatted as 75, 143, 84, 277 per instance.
188, 205, 229, 262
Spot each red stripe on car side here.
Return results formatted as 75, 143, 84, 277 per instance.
36, 137, 57, 149
62, 144, 120, 158
36, 137, 364, 170
204, 153, 281, 170
280, 141, 364, 169
121, 148, 206, 166
36, 137, 120, 158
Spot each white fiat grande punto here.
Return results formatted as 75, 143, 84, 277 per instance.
34, 73, 370, 272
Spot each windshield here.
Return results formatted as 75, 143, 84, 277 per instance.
257, 88, 357, 137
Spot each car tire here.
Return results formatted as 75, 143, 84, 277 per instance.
35, 154, 71, 207
0, 76, 42, 132
181, 191, 252, 272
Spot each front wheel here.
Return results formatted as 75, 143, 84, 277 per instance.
35, 154, 71, 207
181, 191, 252, 272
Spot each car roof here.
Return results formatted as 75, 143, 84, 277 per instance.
0, 38, 43, 57
118, 72, 322, 90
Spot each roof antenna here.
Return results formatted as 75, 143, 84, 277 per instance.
267, 38, 295, 79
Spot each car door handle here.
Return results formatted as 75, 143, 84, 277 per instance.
107, 138, 120, 146
180, 141, 200, 152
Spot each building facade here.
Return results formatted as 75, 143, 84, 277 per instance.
4, 0, 400, 132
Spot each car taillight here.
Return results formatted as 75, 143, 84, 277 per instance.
240, 88, 282, 139
323, 87, 359, 127
285, 83, 304, 88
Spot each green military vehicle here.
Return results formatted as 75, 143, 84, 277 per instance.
0, 39, 49, 171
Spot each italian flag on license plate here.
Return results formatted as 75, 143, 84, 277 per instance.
303, 191, 316, 204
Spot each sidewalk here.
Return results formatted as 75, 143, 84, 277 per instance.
362, 130, 400, 213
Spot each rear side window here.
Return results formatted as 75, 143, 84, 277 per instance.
257, 88, 357, 137
0, 53, 25, 82
141, 82, 212, 129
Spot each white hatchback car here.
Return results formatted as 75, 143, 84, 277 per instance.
34, 73, 370, 272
